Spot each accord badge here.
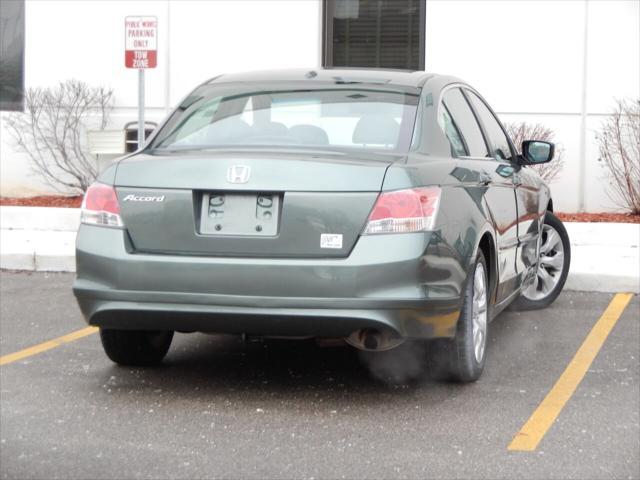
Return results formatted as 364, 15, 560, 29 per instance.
122, 194, 165, 202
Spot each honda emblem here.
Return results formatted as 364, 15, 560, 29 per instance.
227, 165, 251, 184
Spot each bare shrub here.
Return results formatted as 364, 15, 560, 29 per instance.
596, 99, 640, 215
5, 80, 114, 193
506, 122, 564, 183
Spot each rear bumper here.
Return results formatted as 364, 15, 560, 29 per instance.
73, 225, 467, 339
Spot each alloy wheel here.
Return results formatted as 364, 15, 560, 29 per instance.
472, 262, 488, 363
522, 224, 565, 301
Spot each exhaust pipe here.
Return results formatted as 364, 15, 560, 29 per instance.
345, 328, 404, 352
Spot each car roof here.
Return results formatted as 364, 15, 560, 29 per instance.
205, 68, 440, 88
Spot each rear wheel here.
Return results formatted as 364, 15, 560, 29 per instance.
429, 251, 488, 383
100, 329, 174, 366
512, 212, 570, 311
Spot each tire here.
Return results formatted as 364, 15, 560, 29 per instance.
511, 212, 571, 311
428, 251, 489, 383
100, 328, 174, 366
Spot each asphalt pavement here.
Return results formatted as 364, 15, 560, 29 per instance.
0, 272, 638, 480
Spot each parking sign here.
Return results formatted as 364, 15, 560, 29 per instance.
125, 16, 157, 69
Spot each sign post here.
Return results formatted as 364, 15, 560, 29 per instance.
138, 69, 145, 147
125, 16, 157, 147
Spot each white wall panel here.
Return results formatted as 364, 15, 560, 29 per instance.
425, 0, 585, 113
586, 0, 640, 113
168, 0, 321, 104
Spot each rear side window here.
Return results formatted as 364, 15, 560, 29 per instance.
438, 105, 467, 157
441, 88, 488, 158
466, 91, 515, 162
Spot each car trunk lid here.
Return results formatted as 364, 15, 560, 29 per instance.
114, 149, 399, 258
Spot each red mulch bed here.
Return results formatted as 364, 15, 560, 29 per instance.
0, 195, 83, 208
1, 196, 639, 223
556, 212, 640, 224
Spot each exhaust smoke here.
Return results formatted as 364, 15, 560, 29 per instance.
358, 339, 428, 385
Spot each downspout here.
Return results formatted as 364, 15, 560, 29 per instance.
164, 0, 171, 115
578, 0, 589, 213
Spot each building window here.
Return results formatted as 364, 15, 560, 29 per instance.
124, 122, 157, 152
0, 0, 25, 111
323, 0, 425, 71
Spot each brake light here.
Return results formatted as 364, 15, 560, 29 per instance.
363, 187, 441, 234
81, 183, 124, 228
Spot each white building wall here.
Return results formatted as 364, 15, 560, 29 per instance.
425, 0, 639, 213
1, 0, 638, 213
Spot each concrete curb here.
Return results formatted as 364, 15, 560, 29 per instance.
0, 230, 76, 272
563, 223, 639, 293
1, 206, 638, 293
1, 207, 78, 272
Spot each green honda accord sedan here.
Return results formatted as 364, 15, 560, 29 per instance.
73, 68, 571, 382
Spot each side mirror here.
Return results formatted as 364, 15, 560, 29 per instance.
521, 140, 555, 165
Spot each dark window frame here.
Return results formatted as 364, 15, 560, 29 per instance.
322, 0, 426, 71
0, 0, 25, 112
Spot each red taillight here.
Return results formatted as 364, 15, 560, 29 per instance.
81, 183, 124, 228
84, 183, 120, 214
363, 187, 441, 234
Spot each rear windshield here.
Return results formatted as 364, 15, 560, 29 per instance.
150, 83, 420, 153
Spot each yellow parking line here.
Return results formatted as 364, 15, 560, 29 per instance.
0, 326, 98, 366
508, 292, 634, 451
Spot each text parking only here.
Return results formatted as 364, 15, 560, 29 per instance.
125, 16, 157, 69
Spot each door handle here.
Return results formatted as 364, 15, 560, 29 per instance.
479, 173, 492, 186
512, 174, 522, 186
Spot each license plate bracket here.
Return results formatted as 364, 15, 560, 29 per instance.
199, 192, 281, 236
